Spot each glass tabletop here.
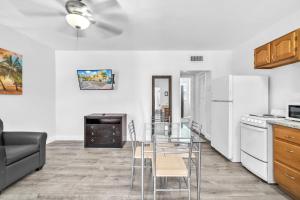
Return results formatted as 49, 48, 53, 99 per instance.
142, 122, 207, 144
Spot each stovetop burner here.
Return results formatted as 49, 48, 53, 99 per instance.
249, 114, 285, 118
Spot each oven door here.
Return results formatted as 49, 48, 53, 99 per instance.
241, 123, 267, 162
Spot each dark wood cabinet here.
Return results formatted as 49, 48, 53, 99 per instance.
84, 113, 127, 148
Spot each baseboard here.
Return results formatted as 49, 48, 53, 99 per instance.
55, 134, 83, 141
46, 136, 56, 144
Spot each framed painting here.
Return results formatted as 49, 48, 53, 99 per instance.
0, 48, 23, 95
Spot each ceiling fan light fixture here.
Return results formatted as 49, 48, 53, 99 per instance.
65, 13, 90, 30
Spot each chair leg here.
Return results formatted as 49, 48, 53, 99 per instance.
188, 177, 191, 200
165, 177, 168, 188
179, 178, 181, 189
153, 176, 157, 200
195, 162, 199, 189
130, 158, 135, 189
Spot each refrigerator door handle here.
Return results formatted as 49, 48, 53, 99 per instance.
212, 100, 233, 102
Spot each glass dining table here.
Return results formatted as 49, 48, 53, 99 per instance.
140, 122, 207, 200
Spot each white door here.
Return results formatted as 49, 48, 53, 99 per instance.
211, 101, 232, 159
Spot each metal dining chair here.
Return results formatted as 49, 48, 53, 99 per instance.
152, 131, 193, 200
178, 120, 203, 188
128, 120, 152, 189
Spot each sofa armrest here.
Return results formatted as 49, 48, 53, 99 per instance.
3, 131, 47, 146
3, 132, 47, 168
0, 146, 6, 191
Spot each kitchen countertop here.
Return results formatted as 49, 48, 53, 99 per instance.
268, 119, 300, 130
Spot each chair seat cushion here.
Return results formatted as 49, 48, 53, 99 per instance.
135, 146, 152, 159
5, 145, 39, 165
155, 155, 188, 177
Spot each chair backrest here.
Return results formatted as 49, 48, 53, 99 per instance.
190, 120, 202, 135
0, 119, 3, 145
128, 120, 137, 154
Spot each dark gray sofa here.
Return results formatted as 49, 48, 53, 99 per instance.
0, 119, 47, 192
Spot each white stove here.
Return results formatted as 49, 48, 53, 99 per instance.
241, 114, 284, 128
240, 114, 284, 183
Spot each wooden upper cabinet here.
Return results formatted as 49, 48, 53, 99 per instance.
254, 28, 300, 69
271, 31, 297, 63
254, 43, 271, 68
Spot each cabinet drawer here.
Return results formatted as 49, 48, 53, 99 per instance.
86, 124, 121, 136
274, 125, 300, 145
274, 161, 300, 199
86, 135, 120, 145
274, 139, 300, 171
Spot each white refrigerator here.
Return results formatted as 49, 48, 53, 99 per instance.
211, 75, 269, 162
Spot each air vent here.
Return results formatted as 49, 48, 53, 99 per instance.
190, 56, 204, 62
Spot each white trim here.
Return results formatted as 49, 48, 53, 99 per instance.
55, 134, 83, 141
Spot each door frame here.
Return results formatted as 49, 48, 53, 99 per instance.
152, 75, 172, 122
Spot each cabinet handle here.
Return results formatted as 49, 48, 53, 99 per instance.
91, 132, 94, 136
285, 173, 296, 180
287, 149, 294, 153
265, 57, 269, 62
113, 132, 116, 136
113, 139, 115, 143
285, 135, 295, 139
271, 55, 276, 61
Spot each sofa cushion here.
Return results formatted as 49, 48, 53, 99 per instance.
5, 145, 39, 165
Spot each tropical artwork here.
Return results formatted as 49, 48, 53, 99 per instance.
77, 69, 113, 90
0, 48, 23, 95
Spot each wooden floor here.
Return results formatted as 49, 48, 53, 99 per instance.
0, 141, 292, 200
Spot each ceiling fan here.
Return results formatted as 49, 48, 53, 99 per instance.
13, 0, 127, 37
65, 0, 97, 30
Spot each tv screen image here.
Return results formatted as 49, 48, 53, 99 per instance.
77, 69, 113, 90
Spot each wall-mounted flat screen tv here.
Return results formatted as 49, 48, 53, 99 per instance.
77, 69, 113, 90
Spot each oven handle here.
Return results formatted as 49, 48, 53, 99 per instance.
241, 123, 267, 132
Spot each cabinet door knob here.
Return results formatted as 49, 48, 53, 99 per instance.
265, 57, 269, 62
285, 173, 296, 180
272, 54, 277, 61
285, 135, 295, 139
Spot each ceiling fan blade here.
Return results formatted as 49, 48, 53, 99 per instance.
12, 0, 66, 16
54, 0, 67, 7
94, 11, 128, 23
20, 10, 65, 17
95, 21, 123, 35
89, 0, 122, 13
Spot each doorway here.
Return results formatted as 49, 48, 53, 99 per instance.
180, 71, 211, 140
152, 76, 172, 122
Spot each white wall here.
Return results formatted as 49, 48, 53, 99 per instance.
231, 10, 300, 111
55, 50, 232, 140
0, 25, 56, 142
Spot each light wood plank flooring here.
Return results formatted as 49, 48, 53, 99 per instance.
0, 141, 292, 200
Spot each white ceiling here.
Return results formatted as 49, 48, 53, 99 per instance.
1, 0, 300, 50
